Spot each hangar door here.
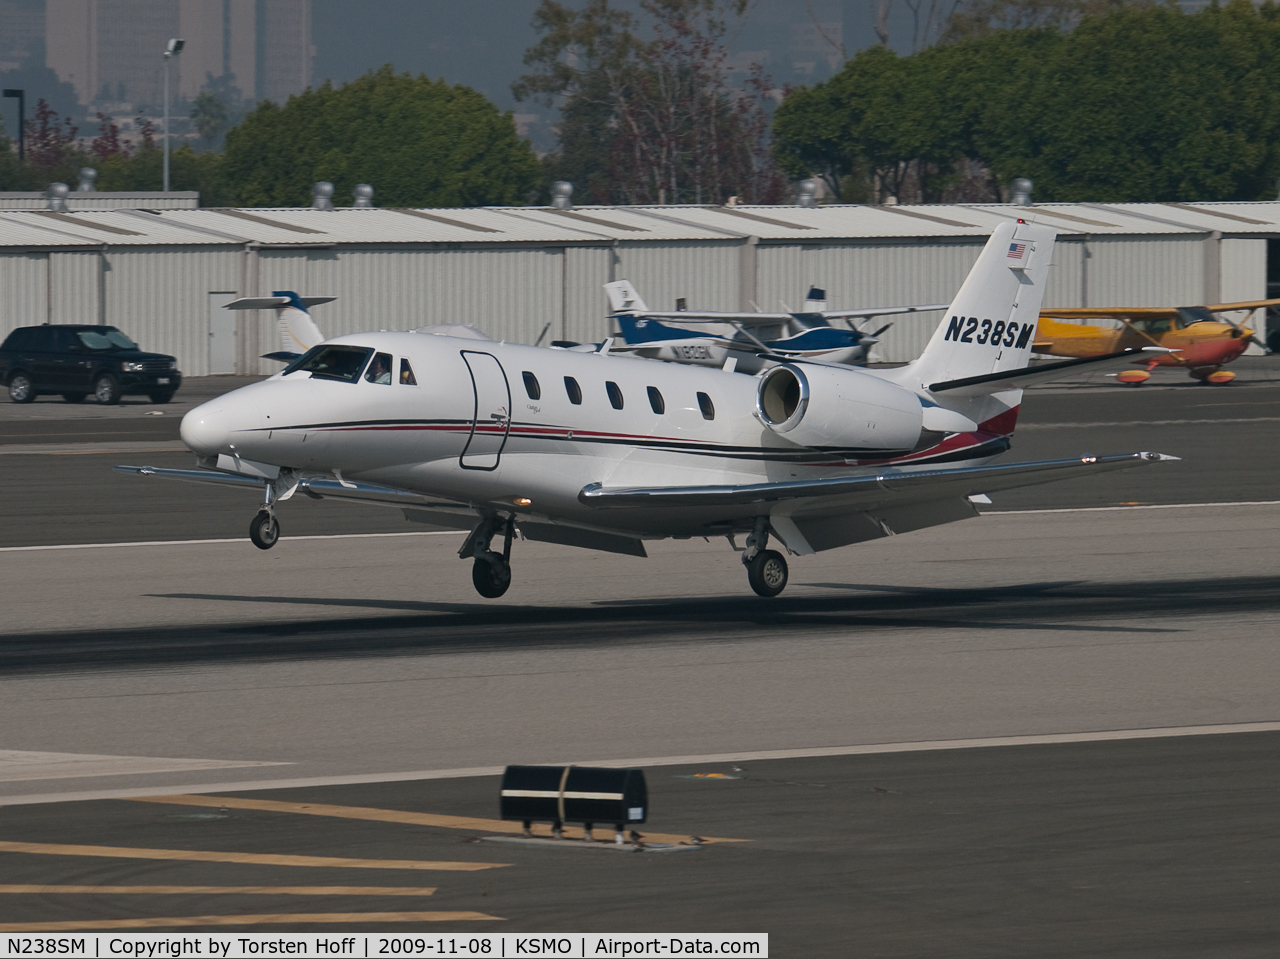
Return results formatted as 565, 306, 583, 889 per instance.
208, 292, 237, 374
459, 351, 511, 470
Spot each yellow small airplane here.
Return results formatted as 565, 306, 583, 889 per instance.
1034, 300, 1278, 384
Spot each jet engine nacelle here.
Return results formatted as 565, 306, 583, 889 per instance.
756, 364, 925, 454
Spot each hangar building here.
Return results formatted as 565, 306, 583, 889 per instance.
0, 199, 1276, 376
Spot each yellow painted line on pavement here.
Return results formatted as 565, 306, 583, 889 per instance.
0, 841, 507, 871
0, 912, 501, 931
129, 794, 748, 845
0, 885, 436, 895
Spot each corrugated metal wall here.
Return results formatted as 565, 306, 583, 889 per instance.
1221, 238, 1266, 301
1087, 236, 1205, 306
103, 247, 241, 377
613, 240, 739, 314
0, 252, 49, 337
257, 246, 565, 368
49, 252, 101, 325
565, 246, 613, 344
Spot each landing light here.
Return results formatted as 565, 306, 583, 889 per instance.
513, 497, 533, 507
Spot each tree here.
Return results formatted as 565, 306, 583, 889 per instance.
221, 66, 540, 208
189, 91, 230, 149
772, 0, 1280, 204
515, 0, 787, 205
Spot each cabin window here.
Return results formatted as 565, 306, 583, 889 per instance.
399, 358, 418, 386
564, 376, 582, 405
364, 352, 393, 384
523, 371, 541, 400
697, 391, 715, 420
606, 380, 624, 410
647, 386, 665, 414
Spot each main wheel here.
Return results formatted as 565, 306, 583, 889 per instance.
249, 511, 280, 550
8, 373, 35, 403
471, 551, 512, 598
61, 392, 87, 403
747, 549, 788, 597
94, 373, 121, 405
148, 390, 176, 404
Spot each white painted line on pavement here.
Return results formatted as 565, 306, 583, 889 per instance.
0, 530, 466, 552
5, 721, 1280, 806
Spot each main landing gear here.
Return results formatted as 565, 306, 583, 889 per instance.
463, 512, 514, 598
742, 517, 788, 598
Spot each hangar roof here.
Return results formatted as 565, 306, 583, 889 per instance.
1, 200, 1279, 250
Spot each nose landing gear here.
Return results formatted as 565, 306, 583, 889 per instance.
249, 480, 281, 550
462, 512, 515, 598
742, 517, 788, 597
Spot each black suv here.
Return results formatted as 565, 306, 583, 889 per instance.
0, 325, 182, 404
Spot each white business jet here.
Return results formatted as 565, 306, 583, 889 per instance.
120, 220, 1175, 598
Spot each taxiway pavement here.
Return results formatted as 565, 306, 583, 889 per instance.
0, 366, 1277, 949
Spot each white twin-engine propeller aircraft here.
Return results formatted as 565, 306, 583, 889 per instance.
120, 221, 1175, 598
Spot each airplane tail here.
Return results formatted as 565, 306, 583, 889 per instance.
604, 279, 650, 314
224, 291, 336, 359
887, 220, 1057, 392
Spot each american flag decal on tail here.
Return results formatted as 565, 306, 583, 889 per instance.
1007, 242, 1027, 260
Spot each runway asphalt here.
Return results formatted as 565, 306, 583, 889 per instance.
1, 362, 1278, 948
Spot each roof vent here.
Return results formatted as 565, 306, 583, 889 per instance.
1011, 177, 1033, 206
46, 182, 69, 211
311, 181, 334, 210
77, 167, 97, 192
352, 184, 374, 208
796, 178, 818, 208
550, 181, 573, 210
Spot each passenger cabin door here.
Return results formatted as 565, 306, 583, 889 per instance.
459, 351, 511, 470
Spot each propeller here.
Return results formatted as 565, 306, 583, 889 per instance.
1215, 308, 1267, 352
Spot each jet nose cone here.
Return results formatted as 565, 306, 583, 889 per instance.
181, 403, 231, 455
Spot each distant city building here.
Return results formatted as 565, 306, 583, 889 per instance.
45, 0, 312, 110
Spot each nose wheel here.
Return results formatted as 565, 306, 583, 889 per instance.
249, 509, 280, 550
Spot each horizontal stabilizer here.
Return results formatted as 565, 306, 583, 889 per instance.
579, 452, 1177, 510
928, 348, 1172, 395
224, 296, 336, 310
616, 303, 948, 325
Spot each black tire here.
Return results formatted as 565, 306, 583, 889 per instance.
93, 373, 121, 405
148, 390, 176, 404
471, 551, 512, 598
7, 372, 36, 403
61, 392, 87, 403
747, 549, 788, 598
249, 511, 280, 550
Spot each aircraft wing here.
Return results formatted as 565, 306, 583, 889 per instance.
615, 304, 948, 326
1042, 298, 1280, 320
579, 452, 1175, 510
115, 465, 473, 514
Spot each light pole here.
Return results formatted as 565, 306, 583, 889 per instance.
163, 38, 184, 192
2, 88, 23, 164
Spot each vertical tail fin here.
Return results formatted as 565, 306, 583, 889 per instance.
224, 292, 335, 358
604, 280, 650, 314
894, 221, 1056, 390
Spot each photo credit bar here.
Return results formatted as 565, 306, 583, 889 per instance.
0, 935, 768, 958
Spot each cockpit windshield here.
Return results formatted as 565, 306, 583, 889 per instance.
283, 345, 373, 382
